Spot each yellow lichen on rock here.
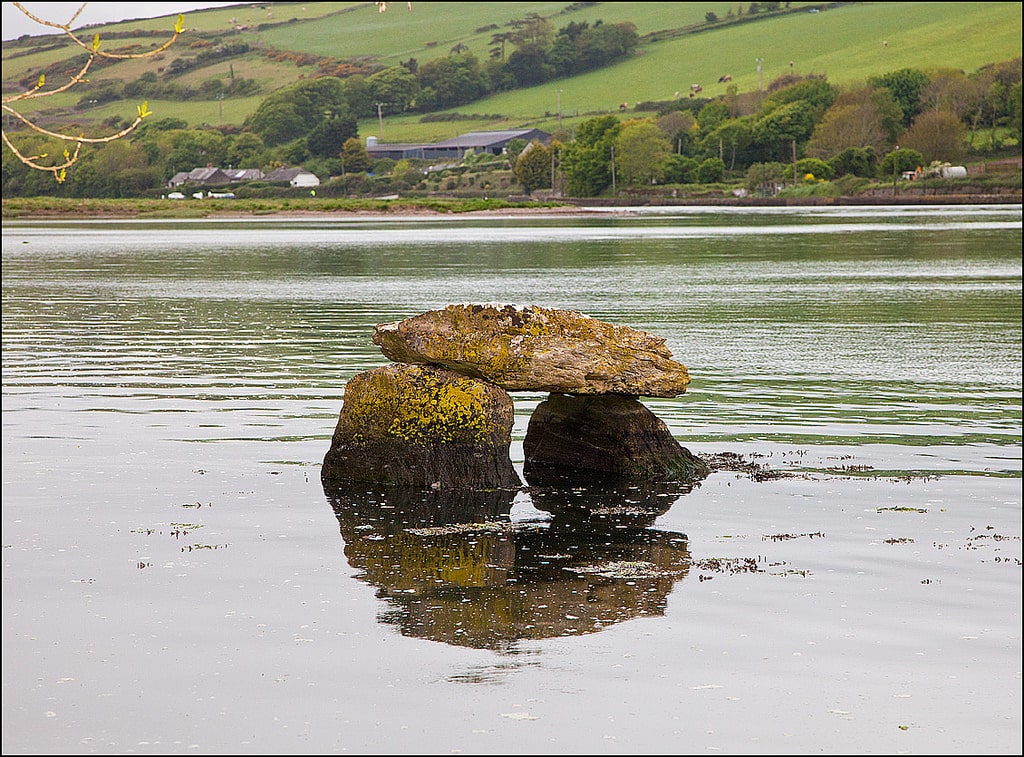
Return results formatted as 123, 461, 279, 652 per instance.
340, 364, 510, 448
373, 303, 690, 397
322, 362, 521, 490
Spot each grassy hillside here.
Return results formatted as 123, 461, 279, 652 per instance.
2, 1, 1021, 144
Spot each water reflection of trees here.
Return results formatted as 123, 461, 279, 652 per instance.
323, 479, 694, 651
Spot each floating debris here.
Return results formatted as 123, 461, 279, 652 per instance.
181, 543, 228, 552
405, 521, 513, 537
763, 531, 825, 541
566, 560, 672, 579
700, 452, 790, 481
771, 568, 811, 577
692, 557, 760, 575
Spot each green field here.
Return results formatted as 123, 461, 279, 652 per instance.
2, 1, 1021, 142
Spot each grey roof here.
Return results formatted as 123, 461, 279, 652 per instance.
187, 166, 230, 183
225, 168, 264, 181
264, 167, 314, 181
430, 130, 546, 149
366, 129, 551, 159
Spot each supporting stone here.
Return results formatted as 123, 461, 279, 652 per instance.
523, 393, 710, 484
321, 363, 521, 490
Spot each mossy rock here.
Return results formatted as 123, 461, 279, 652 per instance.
322, 363, 521, 490
372, 303, 691, 397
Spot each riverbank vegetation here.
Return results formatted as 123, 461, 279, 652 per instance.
0, 195, 574, 219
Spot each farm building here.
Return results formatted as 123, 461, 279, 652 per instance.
168, 166, 265, 188
365, 129, 551, 161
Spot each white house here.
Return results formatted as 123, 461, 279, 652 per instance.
264, 167, 320, 187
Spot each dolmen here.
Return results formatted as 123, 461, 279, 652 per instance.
321, 304, 710, 492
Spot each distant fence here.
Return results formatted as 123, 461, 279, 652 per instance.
975, 157, 1022, 174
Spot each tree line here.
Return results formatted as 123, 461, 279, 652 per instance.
246, 12, 639, 143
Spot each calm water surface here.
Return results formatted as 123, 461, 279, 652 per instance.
2, 205, 1021, 754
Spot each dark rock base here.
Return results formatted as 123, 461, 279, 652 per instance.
523, 393, 711, 484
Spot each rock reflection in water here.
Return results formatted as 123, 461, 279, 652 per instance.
324, 481, 692, 650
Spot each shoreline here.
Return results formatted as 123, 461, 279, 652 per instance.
2, 193, 1020, 221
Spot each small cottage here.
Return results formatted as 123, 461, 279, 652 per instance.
264, 167, 320, 187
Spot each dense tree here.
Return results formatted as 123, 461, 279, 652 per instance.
224, 132, 266, 168
3, 132, 74, 196
482, 56, 516, 93
750, 99, 818, 162
828, 146, 878, 178
415, 52, 489, 111
391, 159, 424, 186
502, 12, 556, 86
342, 75, 375, 119
794, 157, 832, 180
761, 77, 837, 121
577, 22, 639, 71
899, 110, 967, 164
489, 30, 515, 61
510, 13, 554, 49
700, 116, 755, 170
248, 77, 349, 147
697, 156, 725, 183
548, 28, 580, 76
561, 115, 620, 196
503, 138, 528, 168
920, 69, 978, 120
165, 129, 227, 174
278, 139, 311, 166
983, 57, 1023, 126
247, 102, 305, 147
137, 117, 189, 134
72, 139, 161, 197
878, 147, 925, 179
697, 101, 730, 134
514, 140, 554, 192
807, 104, 877, 159
615, 120, 670, 185
656, 110, 697, 155
747, 77, 838, 164
306, 116, 359, 158
339, 137, 372, 173
868, 68, 930, 127
662, 154, 699, 184
806, 87, 898, 159
745, 161, 790, 191
367, 66, 419, 113
1010, 80, 1023, 142
505, 44, 552, 87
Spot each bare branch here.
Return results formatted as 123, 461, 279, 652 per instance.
2, 3, 182, 180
